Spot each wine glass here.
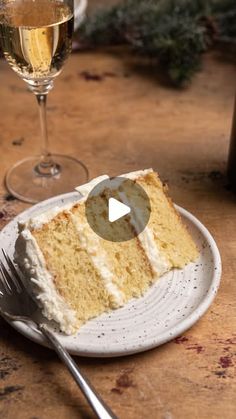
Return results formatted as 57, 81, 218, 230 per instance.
0, 0, 88, 203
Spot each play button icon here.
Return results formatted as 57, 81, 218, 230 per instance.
108, 198, 131, 223
85, 176, 151, 242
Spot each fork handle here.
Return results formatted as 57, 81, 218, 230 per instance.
38, 324, 118, 419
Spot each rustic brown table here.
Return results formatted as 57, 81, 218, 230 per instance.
0, 49, 236, 419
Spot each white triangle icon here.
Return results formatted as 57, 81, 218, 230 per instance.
108, 198, 131, 223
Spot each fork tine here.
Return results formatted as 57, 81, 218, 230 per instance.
0, 268, 7, 295
0, 264, 12, 294
0, 257, 23, 295
2, 249, 22, 293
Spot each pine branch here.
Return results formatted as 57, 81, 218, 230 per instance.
77, 0, 236, 86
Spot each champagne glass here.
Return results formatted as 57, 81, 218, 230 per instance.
0, 0, 88, 203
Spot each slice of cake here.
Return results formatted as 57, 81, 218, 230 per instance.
14, 169, 199, 334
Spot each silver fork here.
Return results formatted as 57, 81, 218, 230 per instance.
0, 249, 117, 419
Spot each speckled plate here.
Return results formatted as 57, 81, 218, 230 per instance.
0, 192, 221, 357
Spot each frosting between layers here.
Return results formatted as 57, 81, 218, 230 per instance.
137, 228, 170, 276
70, 214, 124, 307
14, 229, 78, 334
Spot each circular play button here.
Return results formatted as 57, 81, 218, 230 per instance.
85, 177, 151, 242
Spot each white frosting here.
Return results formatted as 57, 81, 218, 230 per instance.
70, 214, 124, 307
121, 168, 153, 180
14, 228, 78, 335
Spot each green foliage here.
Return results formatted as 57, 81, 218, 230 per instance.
78, 0, 236, 86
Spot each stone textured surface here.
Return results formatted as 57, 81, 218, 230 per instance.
0, 47, 236, 418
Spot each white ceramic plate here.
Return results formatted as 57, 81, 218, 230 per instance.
0, 192, 221, 357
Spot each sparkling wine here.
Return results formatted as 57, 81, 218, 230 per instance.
0, 0, 73, 80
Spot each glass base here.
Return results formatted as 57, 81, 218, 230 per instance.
5, 155, 89, 204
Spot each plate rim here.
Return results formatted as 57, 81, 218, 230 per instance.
0, 192, 222, 357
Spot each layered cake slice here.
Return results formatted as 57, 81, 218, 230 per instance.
14, 169, 199, 334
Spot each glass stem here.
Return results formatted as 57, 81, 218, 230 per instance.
32, 83, 60, 177
37, 93, 52, 165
